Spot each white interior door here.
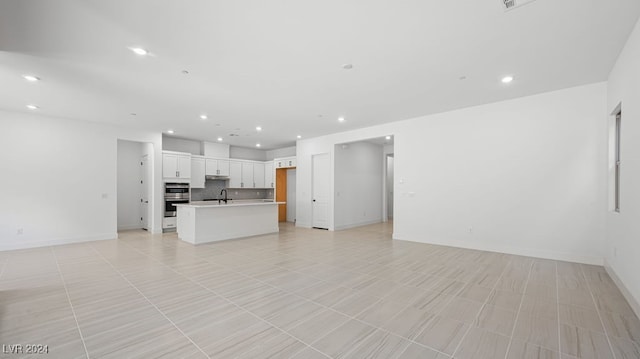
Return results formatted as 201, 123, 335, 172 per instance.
312, 153, 330, 229
141, 154, 151, 230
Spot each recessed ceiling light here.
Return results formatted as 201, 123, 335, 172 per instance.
200, 115, 207, 120
26, 104, 39, 110
342, 64, 353, 70
501, 75, 514, 83
129, 47, 148, 56
385, 136, 391, 140
217, 137, 223, 142
338, 117, 345, 122
297, 135, 302, 139
256, 143, 261, 147
167, 130, 174, 134
256, 126, 262, 131
23, 75, 40, 82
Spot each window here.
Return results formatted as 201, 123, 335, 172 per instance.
614, 111, 621, 212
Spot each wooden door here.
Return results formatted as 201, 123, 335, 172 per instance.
276, 168, 287, 222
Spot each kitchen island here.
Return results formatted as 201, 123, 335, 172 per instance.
175, 200, 284, 245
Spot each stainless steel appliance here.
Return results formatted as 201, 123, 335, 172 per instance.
164, 183, 189, 217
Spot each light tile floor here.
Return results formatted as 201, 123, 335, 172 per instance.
1, 222, 639, 358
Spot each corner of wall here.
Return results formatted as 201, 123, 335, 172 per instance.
604, 260, 640, 319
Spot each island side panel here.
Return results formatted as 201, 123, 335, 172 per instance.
176, 206, 196, 244
191, 204, 279, 244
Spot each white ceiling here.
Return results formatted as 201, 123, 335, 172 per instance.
1, 0, 638, 149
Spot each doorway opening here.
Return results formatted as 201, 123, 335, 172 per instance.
333, 136, 393, 231
117, 140, 153, 232
275, 167, 297, 223
385, 154, 394, 221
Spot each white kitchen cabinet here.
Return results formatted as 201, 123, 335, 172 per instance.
275, 156, 296, 168
265, 162, 274, 188
254, 163, 265, 188
205, 158, 230, 177
191, 157, 205, 188
241, 162, 254, 188
229, 161, 242, 188
163, 152, 191, 180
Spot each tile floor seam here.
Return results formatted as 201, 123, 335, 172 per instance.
395, 263, 490, 359
115, 240, 324, 359
501, 260, 536, 359
51, 246, 91, 359
87, 244, 212, 359
122, 235, 459, 359
450, 257, 518, 358
204, 251, 458, 358
20, 225, 628, 359
580, 264, 619, 359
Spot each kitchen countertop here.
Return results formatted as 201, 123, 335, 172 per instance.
176, 199, 285, 208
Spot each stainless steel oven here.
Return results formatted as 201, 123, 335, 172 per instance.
164, 183, 189, 217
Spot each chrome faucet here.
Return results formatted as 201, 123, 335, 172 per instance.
219, 188, 228, 204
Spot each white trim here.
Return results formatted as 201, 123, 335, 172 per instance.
335, 219, 383, 231
604, 261, 640, 319
0, 233, 116, 251
392, 234, 603, 265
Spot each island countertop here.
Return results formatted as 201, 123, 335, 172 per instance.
175, 200, 285, 208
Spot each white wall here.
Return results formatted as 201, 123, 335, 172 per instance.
0, 110, 163, 250
162, 136, 201, 155
117, 140, 143, 231
230, 146, 267, 161
297, 82, 608, 264
267, 146, 296, 160
286, 169, 296, 222
605, 18, 640, 315
334, 142, 384, 229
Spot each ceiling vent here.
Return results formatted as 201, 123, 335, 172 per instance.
501, 0, 537, 11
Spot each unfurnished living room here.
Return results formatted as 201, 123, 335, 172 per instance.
1, 0, 640, 358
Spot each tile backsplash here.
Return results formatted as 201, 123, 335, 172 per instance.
191, 179, 274, 201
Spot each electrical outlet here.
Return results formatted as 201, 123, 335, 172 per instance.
17, 228, 23, 235
101, 193, 108, 199
235, 191, 238, 195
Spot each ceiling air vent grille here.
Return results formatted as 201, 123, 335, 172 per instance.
501, 0, 537, 11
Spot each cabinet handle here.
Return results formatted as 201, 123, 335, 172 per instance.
176, 171, 178, 177
241, 182, 244, 188
289, 161, 292, 166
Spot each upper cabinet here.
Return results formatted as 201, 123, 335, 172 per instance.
264, 162, 274, 188
227, 160, 272, 188
254, 162, 265, 188
275, 156, 296, 169
229, 161, 242, 188
205, 158, 230, 177
163, 151, 191, 180
191, 157, 205, 188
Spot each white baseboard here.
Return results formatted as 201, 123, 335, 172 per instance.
0, 233, 117, 251
392, 234, 603, 265
117, 224, 143, 231
604, 261, 640, 319
335, 219, 382, 231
